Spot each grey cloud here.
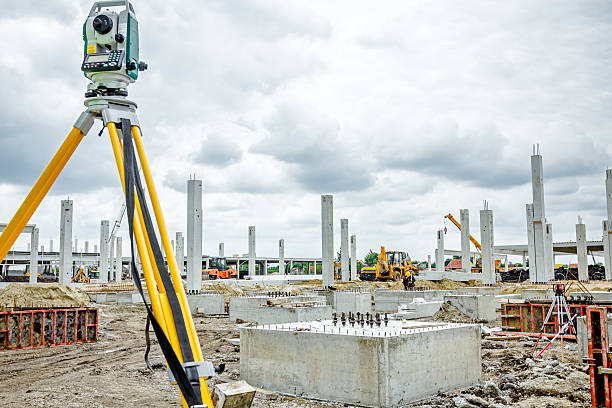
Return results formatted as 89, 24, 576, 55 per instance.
251, 104, 374, 192
192, 133, 242, 168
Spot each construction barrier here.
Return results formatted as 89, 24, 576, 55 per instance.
0, 307, 98, 350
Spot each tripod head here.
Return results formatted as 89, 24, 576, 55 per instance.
81, 1, 147, 98
553, 282, 565, 296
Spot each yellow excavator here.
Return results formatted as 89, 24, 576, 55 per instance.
444, 213, 502, 272
359, 246, 417, 281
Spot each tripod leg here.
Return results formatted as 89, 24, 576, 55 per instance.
131, 125, 212, 406
0, 112, 94, 263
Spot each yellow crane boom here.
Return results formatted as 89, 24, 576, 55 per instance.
444, 213, 482, 252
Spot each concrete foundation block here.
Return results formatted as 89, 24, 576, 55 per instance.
568, 291, 612, 303
522, 288, 553, 301
212, 380, 256, 408
333, 291, 371, 314
240, 320, 481, 407
390, 300, 443, 319
444, 295, 496, 322
187, 294, 226, 315
457, 287, 500, 296
230, 296, 330, 324
374, 289, 449, 313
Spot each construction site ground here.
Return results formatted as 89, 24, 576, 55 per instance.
0, 279, 597, 407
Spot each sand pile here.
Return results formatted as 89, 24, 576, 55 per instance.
433, 302, 473, 323
0, 283, 91, 309
415, 278, 483, 290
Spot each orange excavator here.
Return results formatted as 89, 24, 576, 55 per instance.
204, 257, 238, 280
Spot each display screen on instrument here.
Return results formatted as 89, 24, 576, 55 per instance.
87, 54, 111, 62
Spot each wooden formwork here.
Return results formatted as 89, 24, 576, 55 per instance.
500, 302, 612, 340
0, 307, 98, 350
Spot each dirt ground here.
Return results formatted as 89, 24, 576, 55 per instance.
0, 280, 595, 407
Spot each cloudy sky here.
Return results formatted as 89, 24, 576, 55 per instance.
1, 0, 611, 263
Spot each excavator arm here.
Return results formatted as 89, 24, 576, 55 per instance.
444, 213, 482, 252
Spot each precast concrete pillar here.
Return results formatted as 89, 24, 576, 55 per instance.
427, 254, 431, 270
604, 170, 612, 280
436, 229, 445, 273
115, 237, 122, 282
480, 209, 495, 285
526, 204, 535, 280
59, 200, 73, 285
576, 222, 588, 282
187, 179, 203, 292
350, 234, 357, 281
109, 237, 115, 281
175, 232, 184, 274
279, 239, 285, 275
219, 242, 224, 257
340, 219, 349, 282
263, 259, 268, 275
94, 244, 97, 253
605, 221, 612, 281
248, 226, 256, 276
544, 223, 554, 281
460, 209, 471, 271
50, 239, 54, 253
29, 227, 39, 283
84, 241, 89, 253
74, 238, 78, 253
531, 154, 548, 283
99, 220, 109, 284
321, 195, 334, 288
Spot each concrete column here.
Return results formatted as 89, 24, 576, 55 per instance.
604, 221, 612, 281
99, 220, 109, 284
279, 239, 285, 275
544, 223, 554, 281
187, 179, 203, 292
263, 259, 268, 275
604, 170, 612, 280
219, 242, 225, 257
59, 200, 73, 285
321, 195, 334, 288
340, 219, 349, 282
350, 234, 357, 281
74, 238, 78, 253
175, 232, 184, 273
526, 204, 535, 280
50, 239, 53, 253
29, 227, 39, 283
436, 229, 445, 273
576, 222, 588, 282
115, 237, 122, 282
84, 241, 89, 253
460, 209, 471, 272
480, 209, 495, 285
427, 254, 432, 271
109, 237, 115, 281
94, 244, 97, 253
290, 260, 293, 273
248, 226, 256, 276
531, 154, 549, 283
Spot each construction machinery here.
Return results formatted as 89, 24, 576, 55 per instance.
205, 257, 238, 280
72, 266, 90, 283
359, 246, 417, 281
444, 213, 482, 251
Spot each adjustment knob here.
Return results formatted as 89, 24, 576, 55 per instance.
115, 33, 125, 43
126, 61, 137, 70
138, 61, 148, 71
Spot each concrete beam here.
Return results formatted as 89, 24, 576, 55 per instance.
436, 229, 445, 273
460, 209, 470, 271
29, 227, 39, 283
350, 234, 357, 281
99, 219, 109, 284
576, 222, 588, 282
248, 226, 256, 276
187, 179, 203, 292
340, 219, 349, 282
480, 209, 494, 285
321, 195, 334, 288
59, 200, 73, 285
279, 239, 284, 275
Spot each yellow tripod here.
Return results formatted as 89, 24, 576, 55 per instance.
0, 96, 214, 408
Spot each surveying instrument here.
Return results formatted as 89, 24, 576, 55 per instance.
531, 282, 576, 361
0, 2, 230, 407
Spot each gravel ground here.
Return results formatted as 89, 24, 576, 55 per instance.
0, 304, 591, 407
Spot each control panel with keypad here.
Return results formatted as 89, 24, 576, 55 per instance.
81, 50, 125, 72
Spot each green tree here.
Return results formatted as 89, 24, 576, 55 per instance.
364, 250, 379, 266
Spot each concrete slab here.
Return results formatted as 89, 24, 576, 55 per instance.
444, 295, 496, 322
374, 289, 450, 313
456, 287, 501, 296
240, 320, 481, 407
187, 294, 226, 315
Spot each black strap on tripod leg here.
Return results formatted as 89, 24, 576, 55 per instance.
120, 119, 202, 406
144, 314, 152, 371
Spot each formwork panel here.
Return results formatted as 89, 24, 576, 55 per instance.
0, 308, 98, 350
